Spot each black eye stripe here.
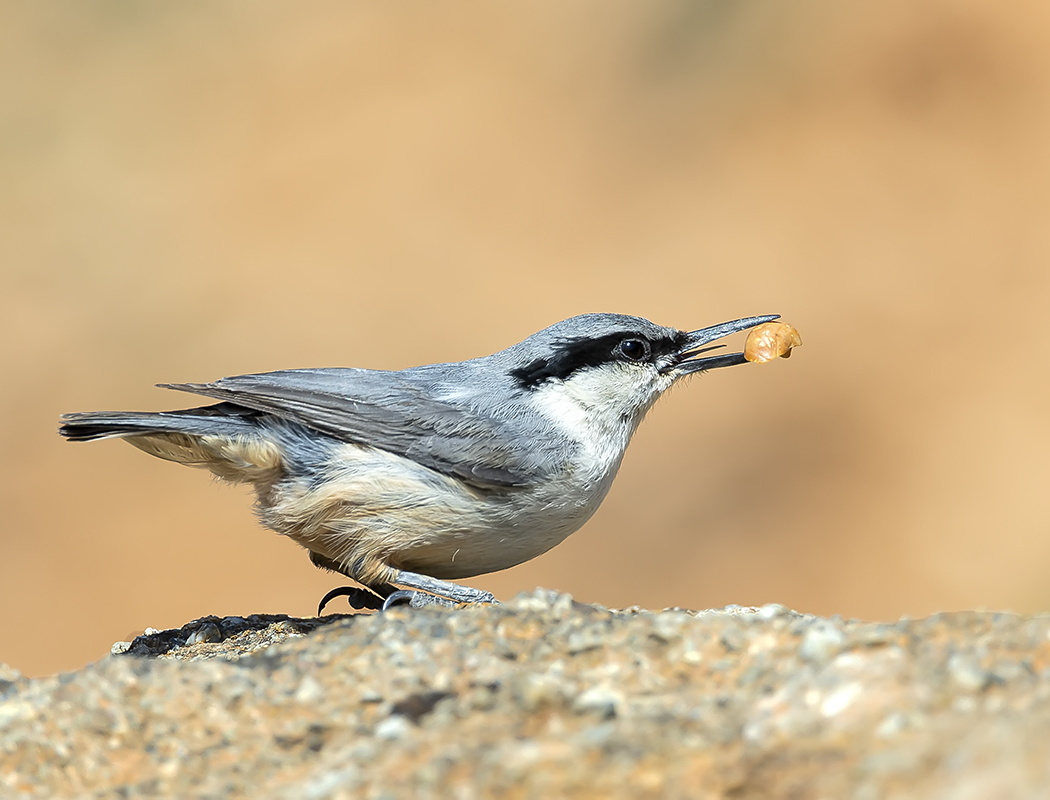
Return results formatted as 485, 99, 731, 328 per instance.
511, 331, 685, 389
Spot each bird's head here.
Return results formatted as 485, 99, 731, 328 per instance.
504, 312, 779, 443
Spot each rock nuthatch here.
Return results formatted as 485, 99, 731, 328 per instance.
60, 313, 780, 610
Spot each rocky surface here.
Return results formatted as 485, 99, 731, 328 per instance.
2, 591, 1050, 798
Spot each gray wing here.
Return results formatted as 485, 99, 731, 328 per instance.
160, 368, 550, 490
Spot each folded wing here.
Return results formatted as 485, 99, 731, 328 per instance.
161, 368, 548, 490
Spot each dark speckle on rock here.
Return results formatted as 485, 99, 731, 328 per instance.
389, 691, 456, 724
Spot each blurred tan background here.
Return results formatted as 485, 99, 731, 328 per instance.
3, 1, 1050, 677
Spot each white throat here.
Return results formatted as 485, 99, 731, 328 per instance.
530, 366, 672, 478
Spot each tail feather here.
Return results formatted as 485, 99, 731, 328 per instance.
59, 409, 256, 442
59, 407, 283, 484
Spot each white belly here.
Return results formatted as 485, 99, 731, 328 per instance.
260, 441, 623, 581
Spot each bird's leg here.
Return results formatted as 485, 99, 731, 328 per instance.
381, 589, 455, 609
382, 570, 497, 610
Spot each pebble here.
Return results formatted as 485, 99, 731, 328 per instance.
185, 622, 223, 645
359, 688, 384, 703
571, 686, 622, 718
874, 712, 906, 738
756, 603, 792, 621
821, 682, 862, 717
799, 621, 847, 662
511, 672, 567, 711
374, 715, 413, 741
294, 676, 325, 704
0, 664, 21, 683
947, 653, 988, 692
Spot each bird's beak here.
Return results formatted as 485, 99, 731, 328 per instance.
671, 314, 781, 375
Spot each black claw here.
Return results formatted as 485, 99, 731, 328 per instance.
381, 590, 419, 610
317, 586, 385, 614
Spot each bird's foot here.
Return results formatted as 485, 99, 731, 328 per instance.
318, 571, 498, 614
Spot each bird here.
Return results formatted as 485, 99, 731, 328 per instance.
59, 312, 780, 611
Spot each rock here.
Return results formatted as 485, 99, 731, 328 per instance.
1, 594, 1049, 797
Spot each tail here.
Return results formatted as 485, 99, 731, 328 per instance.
59, 405, 284, 484
58, 405, 255, 443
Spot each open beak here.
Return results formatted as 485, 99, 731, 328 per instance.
670, 314, 780, 375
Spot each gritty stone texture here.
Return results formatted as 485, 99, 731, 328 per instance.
2, 591, 1050, 798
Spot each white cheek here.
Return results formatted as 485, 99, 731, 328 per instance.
530, 367, 670, 476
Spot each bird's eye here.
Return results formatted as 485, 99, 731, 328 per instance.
619, 338, 649, 361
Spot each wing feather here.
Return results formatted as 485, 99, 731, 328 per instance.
160, 368, 544, 489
